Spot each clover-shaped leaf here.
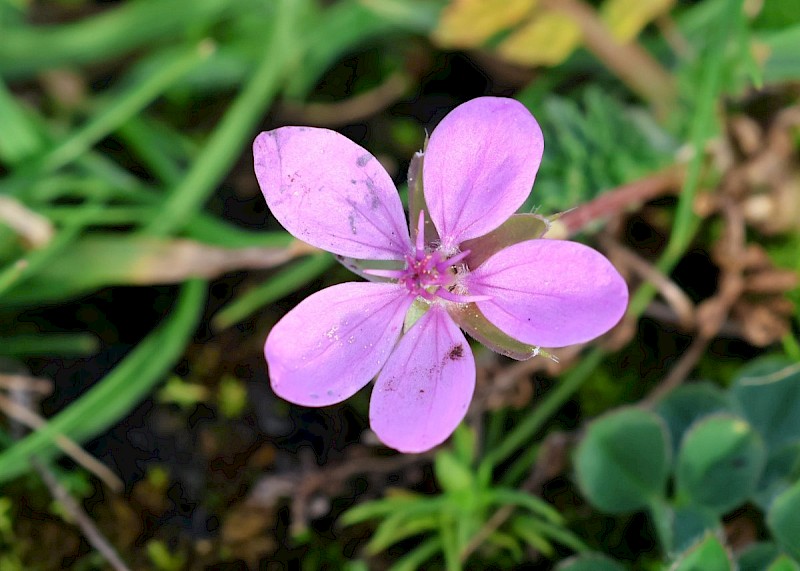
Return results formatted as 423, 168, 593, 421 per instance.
574, 408, 670, 513
655, 382, 731, 456
731, 357, 800, 452
675, 414, 766, 514
767, 480, 800, 560
668, 534, 734, 571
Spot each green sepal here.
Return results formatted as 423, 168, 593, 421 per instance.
461, 213, 550, 269
446, 302, 544, 360
403, 298, 430, 332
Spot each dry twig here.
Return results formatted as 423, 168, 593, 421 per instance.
30, 458, 131, 571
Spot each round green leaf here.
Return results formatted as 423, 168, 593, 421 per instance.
738, 542, 781, 571
767, 480, 800, 560
671, 505, 721, 554
676, 414, 766, 514
754, 443, 800, 510
574, 408, 670, 513
655, 382, 731, 455
669, 534, 734, 571
556, 553, 627, 571
731, 357, 800, 451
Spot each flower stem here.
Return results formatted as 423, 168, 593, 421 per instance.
482, 348, 606, 471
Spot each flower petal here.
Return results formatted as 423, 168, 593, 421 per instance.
369, 305, 475, 453
265, 282, 413, 406
464, 240, 628, 347
423, 97, 544, 248
254, 128, 411, 259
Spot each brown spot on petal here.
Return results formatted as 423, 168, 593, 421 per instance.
448, 344, 464, 360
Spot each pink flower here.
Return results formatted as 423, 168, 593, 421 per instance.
253, 97, 628, 453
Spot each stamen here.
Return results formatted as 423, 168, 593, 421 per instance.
445, 249, 471, 267
395, 215, 486, 303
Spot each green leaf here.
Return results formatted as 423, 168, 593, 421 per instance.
737, 542, 781, 571
676, 414, 766, 514
767, 480, 800, 560
434, 450, 474, 494
753, 443, 800, 510
451, 424, 477, 467
212, 253, 334, 329
0, 280, 206, 483
483, 488, 563, 524
340, 493, 429, 525
367, 511, 439, 554
655, 382, 731, 455
4, 235, 293, 305
758, 25, 800, 83
669, 505, 721, 555
510, 514, 589, 554
669, 534, 734, 571
767, 555, 800, 571
0, 0, 234, 78
556, 553, 628, 571
574, 408, 670, 513
731, 356, 800, 451
388, 536, 441, 571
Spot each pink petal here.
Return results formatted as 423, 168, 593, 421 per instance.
265, 282, 414, 407
464, 240, 628, 348
254, 128, 411, 259
369, 306, 475, 453
423, 97, 544, 249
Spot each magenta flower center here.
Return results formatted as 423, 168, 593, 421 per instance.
400, 249, 457, 300
365, 212, 490, 304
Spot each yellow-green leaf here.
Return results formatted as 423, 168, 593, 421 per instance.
432, 0, 537, 48
601, 0, 674, 43
498, 10, 583, 66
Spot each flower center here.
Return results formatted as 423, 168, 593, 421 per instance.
400, 249, 458, 300
363, 211, 491, 304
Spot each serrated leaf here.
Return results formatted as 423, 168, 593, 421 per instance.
767, 480, 800, 560
676, 414, 766, 514
574, 408, 670, 513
